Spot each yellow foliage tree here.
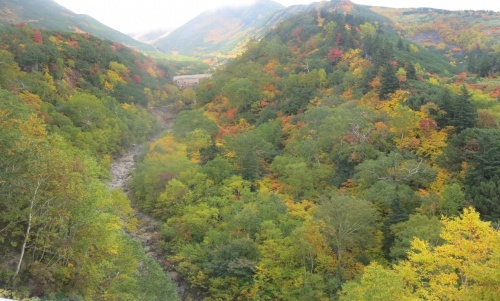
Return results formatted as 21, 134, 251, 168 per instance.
148, 134, 187, 158
340, 207, 500, 301
399, 207, 500, 300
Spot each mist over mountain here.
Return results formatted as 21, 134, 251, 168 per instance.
132, 0, 499, 69
0, 0, 155, 51
152, 0, 286, 58
129, 28, 175, 45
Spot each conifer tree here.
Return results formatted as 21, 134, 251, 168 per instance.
380, 63, 400, 98
452, 85, 477, 132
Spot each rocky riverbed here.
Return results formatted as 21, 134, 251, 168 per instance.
106, 109, 190, 299
107, 142, 167, 260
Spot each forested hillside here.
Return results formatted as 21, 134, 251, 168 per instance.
129, 2, 500, 300
0, 25, 179, 300
0, 0, 154, 51
1, 0, 499, 300
371, 7, 500, 77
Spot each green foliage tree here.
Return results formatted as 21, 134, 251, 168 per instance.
224, 125, 279, 180
438, 183, 466, 216
172, 110, 219, 138
315, 194, 378, 283
389, 213, 443, 260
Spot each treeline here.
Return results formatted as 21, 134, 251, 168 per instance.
0, 26, 178, 300
129, 5, 500, 300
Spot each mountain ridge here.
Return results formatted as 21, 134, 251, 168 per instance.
153, 0, 287, 58
133, 0, 498, 71
0, 0, 155, 51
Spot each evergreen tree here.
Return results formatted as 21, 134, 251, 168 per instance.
437, 86, 476, 132
452, 85, 477, 132
397, 37, 404, 50
405, 62, 417, 80
373, 41, 395, 68
382, 198, 410, 258
441, 128, 500, 220
380, 63, 400, 98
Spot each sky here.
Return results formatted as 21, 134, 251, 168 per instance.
53, 0, 500, 34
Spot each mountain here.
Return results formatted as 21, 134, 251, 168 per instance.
0, 22, 183, 299
152, 0, 396, 60
130, 28, 175, 45
153, 0, 286, 59
126, 0, 500, 300
0, 0, 155, 51
151, 0, 498, 73
369, 6, 500, 76
1, 0, 499, 299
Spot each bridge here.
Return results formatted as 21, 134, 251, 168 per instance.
172, 74, 212, 90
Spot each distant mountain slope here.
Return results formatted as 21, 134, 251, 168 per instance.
371, 7, 500, 50
152, 0, 398, 60
368, 6, 500, 74
154, 0, 286, 58
130, 28, 174, 45
0, 0, 155, 51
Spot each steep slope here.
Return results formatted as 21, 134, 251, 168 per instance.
151, 0, 396, 61
154, 0, 286, 58
368, 6, 500, 76
0, 24, 182, 299
0, 0, 155, 51
127, 1, 500, 299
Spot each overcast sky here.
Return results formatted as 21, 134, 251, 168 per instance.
53, 0, 500, 34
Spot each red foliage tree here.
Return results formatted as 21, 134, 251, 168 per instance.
328, 48, 343, 63
419, 119, 438, 138
33, 28, 43, 44
293, 26, 302, 43
133, 74, 142, 84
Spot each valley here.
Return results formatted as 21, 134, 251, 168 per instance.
0, 0, 499, 300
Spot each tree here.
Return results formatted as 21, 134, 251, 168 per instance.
405, 62, 417, 80
442, 128, 500, 220
387, 105, 420, 150
437, 183, 465, 216
340, 208, 500, 301
397, 37, 404, 50
318, 68, 328, 89
202, 156, 234, 184
389, 214, 442, 260
354, 152, 435, 189
315, 194, 378, 283
0, 90, 54, 283
250, 218, 335, 300
328, 48, 343, 64
452, 85, 477, 132
172, 110, 219, 138
379, 63, 400, 98
224, 132, 271, 180
32, 28, 43, 44
270, 155, 331, 199
339, 263, 413, 301
438, 86, 477, 132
